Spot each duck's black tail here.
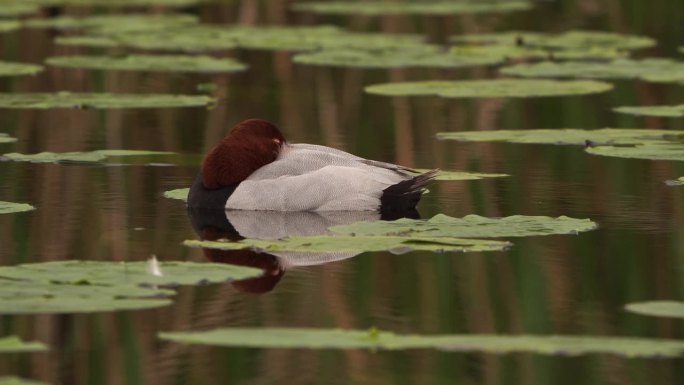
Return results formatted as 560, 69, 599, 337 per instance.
380, 169, 438, 220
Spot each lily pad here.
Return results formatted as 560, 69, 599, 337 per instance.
451, 30, 655, 51
0, 4, 40, 18
185, 235, 511, 254
586, 142, 684, 162
0, 61, 43, 77
365, 79, 613, 98
164, 188, 189, 201
0, 92, 214, 109
46, 55, 247, 73
158, 327, 684, 357
293, 47, 501, 68
436, 128, 684, 146
2, 149, 173, 164
30, 0, 203, 6
501, 58, 684, 84
330, 214, 597, 238
665, 177, 684, 186
0, 260, 262, 314
625, 301, 684, 319
291, 1, 532, 15
0, 336, 47, 353
450, 44, 626, 62
412, 169, 508, 181
613, 105, 684, 117
0, 20, 20, 33
0, 201, 35, 214
24, 14, 199, 32
0, 133, 17, 144
0, 377, 47, 385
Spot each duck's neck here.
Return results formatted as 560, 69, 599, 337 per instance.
201, 138, 282, 189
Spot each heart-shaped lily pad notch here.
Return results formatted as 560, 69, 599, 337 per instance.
0, 61, 43, 77
46, 55, 247, 73
158, 327, 684, 357
0, 133, 17, 144
24, 14, 199, 33
330, 214, 597, 238
0, 92, 214, 109
614, 105, 684, 118
437, 128, 684, 145
0, 201, 35, 214
0, 336, 47, 353
625, 301, 684, 319
291, 1, 532, 15
0, 260, 262, 314
501, 58, 684, 84
0, 376, 46, 385
365, 79, 613, 98
2, 150, 173, 164
186, 235, 510, 254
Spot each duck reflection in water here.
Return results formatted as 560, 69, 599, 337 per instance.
187, 207, 419, 294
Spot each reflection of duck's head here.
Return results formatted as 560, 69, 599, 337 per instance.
187, 118, 435, 213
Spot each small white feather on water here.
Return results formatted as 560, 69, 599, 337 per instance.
147, 255, 163, 277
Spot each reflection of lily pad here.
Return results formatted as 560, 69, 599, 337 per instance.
0, 336, 47, 353
24, 14, 199, 32
291, 1, 532, 15
586, 143, 684, 162
0, 260, 262, 314
0, 92, 214, 109
452, 30, 655, 51
331, 214, 597, 238
0, 201, 35, 214
185, 235, 511, 254
412, 169, 508, 181
3, 150, 173, 164
625, 301, 684, 319
293, 47, 501, 68
365, 79, 613, 98
437, 128, 684, 145
0, 133, 16, 143
501, 59, 684, 84
159, 327, 684, 357
46, 55, 247, 73
614, 105, 684, 117
0, 376, 47, 385
0, 61, 43, 77
164, 188, 189, 201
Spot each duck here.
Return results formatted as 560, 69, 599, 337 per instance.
187, 118, 436, 214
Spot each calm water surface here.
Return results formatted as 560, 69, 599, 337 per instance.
1, 1, 684, 384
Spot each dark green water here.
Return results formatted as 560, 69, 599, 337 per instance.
1, 1, 684, 384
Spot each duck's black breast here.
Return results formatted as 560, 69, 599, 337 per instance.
187, 173, 239, 210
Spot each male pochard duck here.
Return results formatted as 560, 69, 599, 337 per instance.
187, 119, 436, 213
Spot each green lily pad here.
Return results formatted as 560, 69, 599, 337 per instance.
330, 214, 597, 238
293, 47, 501, 68
0, 376, 47, 385
501, 58, 684, 84
586, 142, 684, 162
451, 30, 655, 51
3, 149, 173, 164
665, 177, 684, 186
30, 0, 203, 6
158, 327, 684, 357
412, 169, 508, 181
436, 128, 684, 145
46, 54, 247, 73
185, 235, 511, 254
0, 201, 35, 214
0, 336, 47, 353
0, 4, 40, 18
163, 188, 189, 201
0, 133, 17, 143
0, 61, 43, 77
625, 301, 684, 319
365, 79, 613, 98
450, 44, 626, 62
24, 14, 199, 32
613, 105, 684, 117
0, 20, 20, 32
291, 1, 532, 15
0, 92, 214, 109
0, 260, 262, 314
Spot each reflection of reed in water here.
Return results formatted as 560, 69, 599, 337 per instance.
187, 208, 417, 293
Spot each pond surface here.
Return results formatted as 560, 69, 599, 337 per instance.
1, 1, 683, 384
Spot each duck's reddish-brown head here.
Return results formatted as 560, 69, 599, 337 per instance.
202, 119, 286, 189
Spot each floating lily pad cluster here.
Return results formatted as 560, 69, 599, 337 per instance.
0, 92, 214, 109
2, 149, 173, 164
0, 260, 261, 314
